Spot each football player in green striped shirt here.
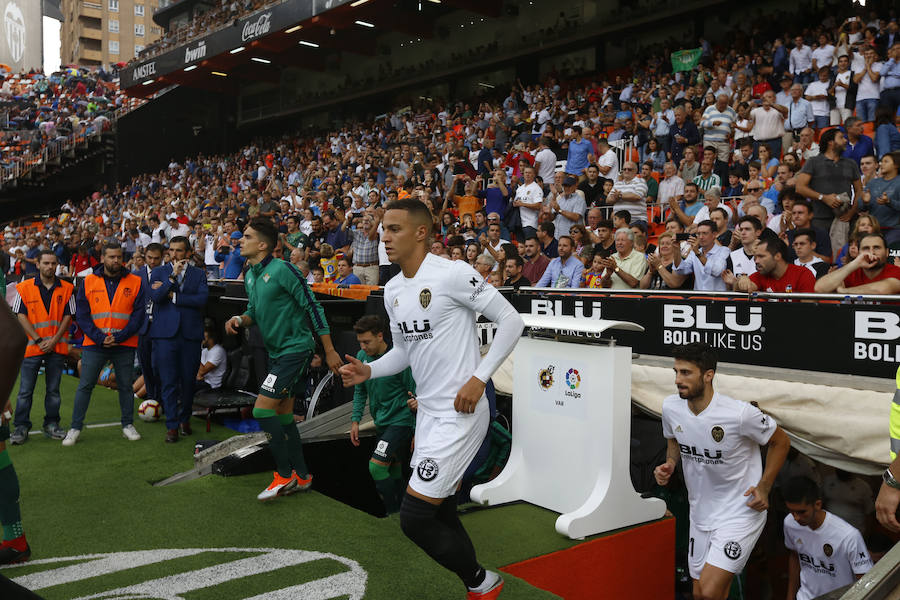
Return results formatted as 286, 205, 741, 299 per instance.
226, 217, 343, 501
350, 315, 416, 514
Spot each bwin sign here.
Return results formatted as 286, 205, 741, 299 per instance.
185, 41, 207, 63
8, 547, 368, 599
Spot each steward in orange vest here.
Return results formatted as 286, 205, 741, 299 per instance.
66, 244, 147, 445
9, 250, 75, 444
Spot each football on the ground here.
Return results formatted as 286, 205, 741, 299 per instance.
138, 399, 161, 422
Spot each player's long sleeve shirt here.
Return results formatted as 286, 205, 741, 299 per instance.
368, 253, 524, 418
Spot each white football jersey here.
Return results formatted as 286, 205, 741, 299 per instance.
662, 392, 776, 530
382, 253, 506, 418
730, 247, 757, 277
784, 511, 873, 600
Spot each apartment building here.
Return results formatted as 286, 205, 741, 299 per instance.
60, 0, 164, 67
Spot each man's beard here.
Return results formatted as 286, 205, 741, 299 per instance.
678, 381, 705, 401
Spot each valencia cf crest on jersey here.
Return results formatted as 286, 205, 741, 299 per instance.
711, 426, 724, 443
419, 288, 432, 310
393, 298, 399, 308
823, 544, 833, 557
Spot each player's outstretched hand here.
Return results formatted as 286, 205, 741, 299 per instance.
340, 354, 372, 387
654, 461, 675, 486
454, 376, 485, 414
875, 483, 900, 533
744, 485, 770, 511
225, 316, 242, 335
325, 348, 344, 377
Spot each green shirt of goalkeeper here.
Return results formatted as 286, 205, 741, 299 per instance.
350, 314, 416, 514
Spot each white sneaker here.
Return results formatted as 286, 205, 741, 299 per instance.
61, 429, 80, 447
122, 424, 141, 441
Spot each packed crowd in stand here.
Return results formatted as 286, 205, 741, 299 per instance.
134, 0, 280, 62
1, 5, 900, 596
0, 66, 141, 181
2, 6, 900, 300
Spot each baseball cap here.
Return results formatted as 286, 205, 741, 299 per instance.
563, 175, 578, 186
230, 231, 243, 240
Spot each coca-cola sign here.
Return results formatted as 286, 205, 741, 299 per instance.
241, 12, 272, 42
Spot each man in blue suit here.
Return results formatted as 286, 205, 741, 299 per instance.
135, 243, 163, 406
149, 236, 209, 443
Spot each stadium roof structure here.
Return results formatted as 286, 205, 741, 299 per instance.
121, 0, 503, 98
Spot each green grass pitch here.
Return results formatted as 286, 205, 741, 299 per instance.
1, 375, 577, 599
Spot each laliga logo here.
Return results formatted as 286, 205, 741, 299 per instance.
4, 1, 26, 63
7, 547, 368, 599
242, 12, 272, 42
565, 368, 580, 390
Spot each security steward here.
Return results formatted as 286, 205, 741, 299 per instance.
876, 364, 900, 533
63, 242, 146, 446
10, 250, 74, 443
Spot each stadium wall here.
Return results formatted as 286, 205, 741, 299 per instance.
115, 86, 239, 183
0, 0, 42, 72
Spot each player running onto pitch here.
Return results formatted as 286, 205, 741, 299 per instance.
655, 342, 790, 600
350, 314, 416, 514
226, 217, 343, 501
782, 476, 873, 600
341, 198, 524, 599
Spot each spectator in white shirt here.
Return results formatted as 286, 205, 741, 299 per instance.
607, 161, 648, 223
549, 175, 587, 239
513, 166, 545, 238
533, 137, 558, 184
196, 327, 227, 392
853, 46, 882, 122
830, 55, 853, 125
804, 67, 834, 129
790, 35, 814, 85
658, 162, 685, 207
595, 138, 619, 184
810, 34, 836, 71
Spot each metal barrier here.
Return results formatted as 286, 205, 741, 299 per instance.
830, 540, 900, 599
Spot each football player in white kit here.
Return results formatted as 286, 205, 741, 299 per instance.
783, 476, 873, 600
340, 198, 524, 599
654, 343, 790, 600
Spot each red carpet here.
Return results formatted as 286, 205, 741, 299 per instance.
501, 517, 675, 600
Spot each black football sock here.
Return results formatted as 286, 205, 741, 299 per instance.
400, 493, 483, 589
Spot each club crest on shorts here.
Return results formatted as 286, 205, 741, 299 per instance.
417, 458, 439, 481
419, 288, 432, 310
711, 426, 725, 443
538, 366, 555, 390
724, 541, 742, 560
823, 543, 833, 557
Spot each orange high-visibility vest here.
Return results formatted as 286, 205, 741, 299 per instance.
82, 272, 141, 348
16, 277, 74, 358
